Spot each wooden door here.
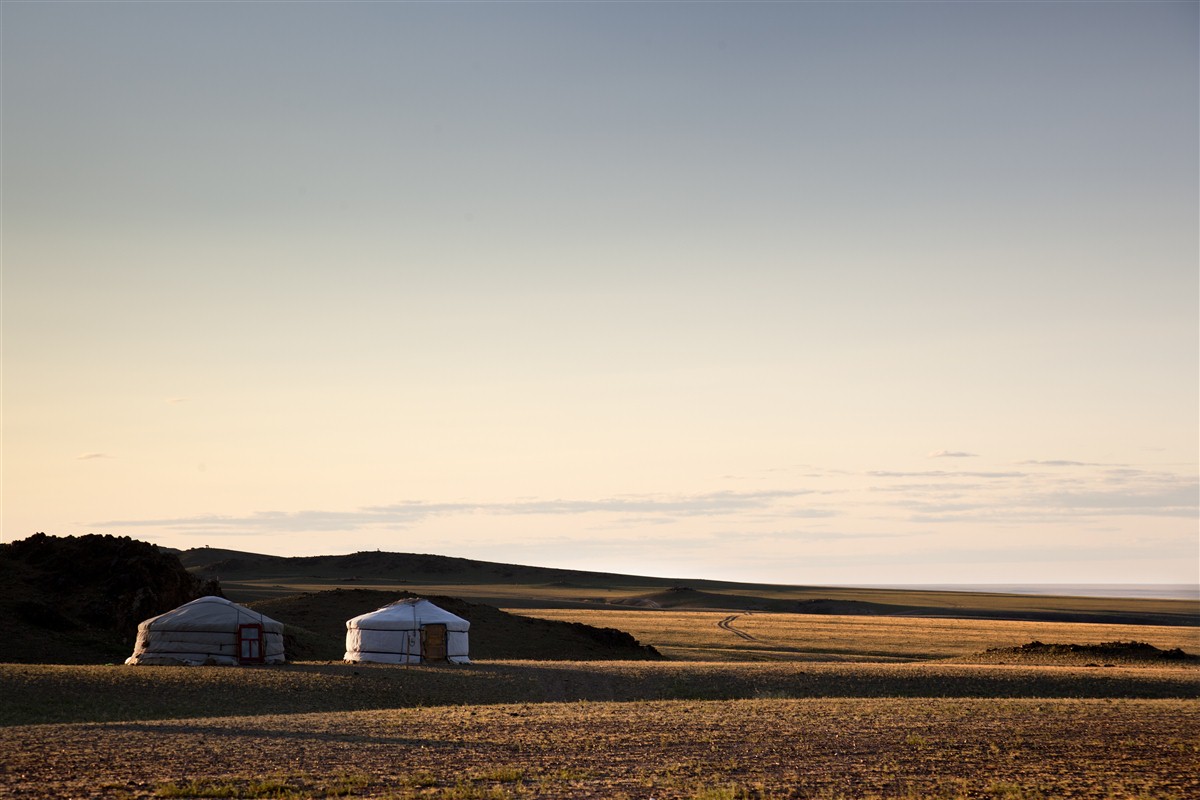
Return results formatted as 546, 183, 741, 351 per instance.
421, 624, 447, 662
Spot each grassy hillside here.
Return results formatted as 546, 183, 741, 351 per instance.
0, 536, 658, 665
181, 546, 1200, 627
6, 536, 1194, 666
247, 589, 662, 661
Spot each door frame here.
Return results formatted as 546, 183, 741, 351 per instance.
238, 623, 265, 664
421, 623, 448, 662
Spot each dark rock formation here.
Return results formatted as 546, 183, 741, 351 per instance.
0, 533, 222, 663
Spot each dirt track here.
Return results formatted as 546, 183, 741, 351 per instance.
716, 614, 757, 641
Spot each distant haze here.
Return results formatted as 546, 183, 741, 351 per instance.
2, 1, 1196, 586
865, 585, 1200, 602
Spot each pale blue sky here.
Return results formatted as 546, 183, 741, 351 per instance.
3, 1, 1197, 585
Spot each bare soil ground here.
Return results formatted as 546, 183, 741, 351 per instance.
2, 661, 1198, 798
1, 697, 1196, 799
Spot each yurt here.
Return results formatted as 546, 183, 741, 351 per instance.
345, 598, 470, 664
125, 596, 285, 666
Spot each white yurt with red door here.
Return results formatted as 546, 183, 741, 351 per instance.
125, 596, 285, 666
344, 598, 469, 664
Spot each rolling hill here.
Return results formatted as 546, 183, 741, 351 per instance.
4, 535, 1194, 666
249, 588, 662, 661
0, 536, 660, 664
180, 546, 1199, 627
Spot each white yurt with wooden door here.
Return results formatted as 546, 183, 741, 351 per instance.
344, 598, 470, 664
125, 596, 285, 666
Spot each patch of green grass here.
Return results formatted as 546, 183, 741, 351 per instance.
155, 775, 373, 799
688, 784, 757, 799
479, 767, 524, 783
399, 770, 438, 788
98, 784, 136, 800
986, 782, 1045, 800
434, 782, 514, 800
156, 778, 299, 799
321, 774, 372, 796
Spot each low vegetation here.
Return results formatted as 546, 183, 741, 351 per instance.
2, 697, 1196, 798
2, 659, 1196, 727
508, 608, 1200, 661
958, 640, 1200, 667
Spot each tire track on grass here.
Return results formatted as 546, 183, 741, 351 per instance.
717, 614, 757, 641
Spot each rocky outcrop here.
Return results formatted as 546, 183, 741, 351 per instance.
0, 533, 222, 662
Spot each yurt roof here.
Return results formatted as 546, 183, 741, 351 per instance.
139, 596, 284, 633
346, 597, 469, 631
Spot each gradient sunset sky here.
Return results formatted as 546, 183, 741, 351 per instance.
3, 1, 1197, 586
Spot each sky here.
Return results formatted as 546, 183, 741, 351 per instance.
2, 1, 1197, 587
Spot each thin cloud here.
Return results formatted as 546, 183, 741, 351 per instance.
718, 529, 912, 543
927, 450, 978, 458
868, 470, 1025, 479
94, 489, 819, 534
76, 452, 113, 460
166, 397, 188, 405
868, 482, 986, 494
906, 480, 1199, 523
868, 463, 1198, 525
367, 490, 813, 519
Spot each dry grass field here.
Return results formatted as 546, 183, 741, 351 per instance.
3, 562, 1197, 799
3, 660, 1197, 727
1, 693, 1196, 799
1, 655, 1198, 798
507, 608, 1200, 662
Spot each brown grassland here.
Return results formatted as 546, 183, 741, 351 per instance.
505, 609, 1200, 662
2, 602, 1199, 800
1, 694, 1197, 800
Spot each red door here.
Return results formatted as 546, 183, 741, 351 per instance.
238, 623, 265, 664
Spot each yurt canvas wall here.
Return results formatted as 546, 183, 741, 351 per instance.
126, 596, 285, 666
345, 598, 469, 664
